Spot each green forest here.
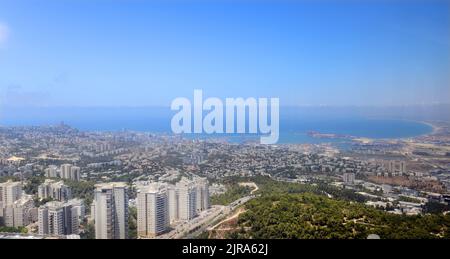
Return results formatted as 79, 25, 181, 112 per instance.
221, 177, 450, 239
233, 193, 450, 239
210, 185, 252, 206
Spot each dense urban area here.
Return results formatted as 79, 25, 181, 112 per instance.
1, 121, 449, 239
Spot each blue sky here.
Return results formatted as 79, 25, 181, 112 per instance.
0, 0, 449, 107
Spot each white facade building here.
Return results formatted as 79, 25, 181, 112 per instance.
167, 185, 178, 224
343, 173, 356, 184
136, 183, 169, 238
44, 165, 59, 178
176, 178, 197, 221
3, 195, 35, 227
0, 180, 23, 207
38, 200, 80, 236
194, 177, 210, 212
60, 164, 72, 179
38, 179, 72, 202
93, 182, 128, 239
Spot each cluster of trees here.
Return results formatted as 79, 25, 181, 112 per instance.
423, 202, 450, 214
0, 226, 28, 234
23, 175, 45, 195
110, 172, 141, 184
128, 206, 138, 239
64, 179, 96, 209
210, 185, 252, 206
233, 193, 450, 239
252, 176, 367, 202
80, 222, 95, 239
214, 176, 450, 239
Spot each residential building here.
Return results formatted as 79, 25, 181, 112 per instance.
176, 178, 197, 221
44, 165, 59, 178
167, 185, 178, 224
343, 173, 356, 184
194, 177, 209, 212
38, 200, 80, 235
70, 166, 81, 181
60, 164, 72, 180
3, 195, 35, 227
136, 183, 169, 238
38, 179, 72, 202
0, 180, 23, 207
93, 182, 128, 239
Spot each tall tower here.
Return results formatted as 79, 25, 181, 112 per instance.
60, 164, 72, 179
167, 185, 178, 224
38, 179, 72, 202
194, 177, 209, 212
136, 183, 169, 238
38, 200, 79, 235
399, 161, 406, 174
388, 161, 395, 173
3, 195, 34, 227
0, 180, 23, 207
44, 165, 59, 178
176, 178, 197, 221
94, 182, 129, 239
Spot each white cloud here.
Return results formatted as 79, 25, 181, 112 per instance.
0, 22, 10, 46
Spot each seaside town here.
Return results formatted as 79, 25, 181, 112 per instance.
0, 120, 449, 239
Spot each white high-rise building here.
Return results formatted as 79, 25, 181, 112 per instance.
136, 183, 169, 238
66, 198, 85, 220
93, 182, 129, 239
165, 177, 210, 224
60, 164, 72, 180
343, 173, 355, 184
387, 161, 394, 173
386, 160, 407, 176
45, 164, 80, 181
167, 185, 178, 224
194, 177, 209, 212
0, 180, 23, 207
44, 165, 59, 178
399, 161, 406, 174
38, 200, 79, 235
3, 195, 35, 227
176, 178, 197, 221
38, 179, 72, 202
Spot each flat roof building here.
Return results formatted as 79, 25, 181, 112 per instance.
137, 183, 169, 238
93, 182, 129, 239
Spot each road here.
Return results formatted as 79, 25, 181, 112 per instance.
156, 182, 258, 239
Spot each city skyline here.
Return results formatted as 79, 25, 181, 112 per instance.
0, 0, 449, 108
1, 0, 450, 247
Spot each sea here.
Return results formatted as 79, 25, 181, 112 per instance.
0, 106, 433, 144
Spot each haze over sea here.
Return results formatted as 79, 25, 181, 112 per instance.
1, 106, 442, 144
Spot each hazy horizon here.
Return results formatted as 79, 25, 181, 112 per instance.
1, 104, 449, 127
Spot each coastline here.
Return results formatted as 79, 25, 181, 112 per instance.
304, 118, 437, 144
0, 118, 440, 145
418, 121, 439, 135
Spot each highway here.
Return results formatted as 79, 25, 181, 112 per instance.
156, 183, 258, 239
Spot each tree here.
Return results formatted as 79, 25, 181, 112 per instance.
80, 222, 95, 239
128, 206, 138, 239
